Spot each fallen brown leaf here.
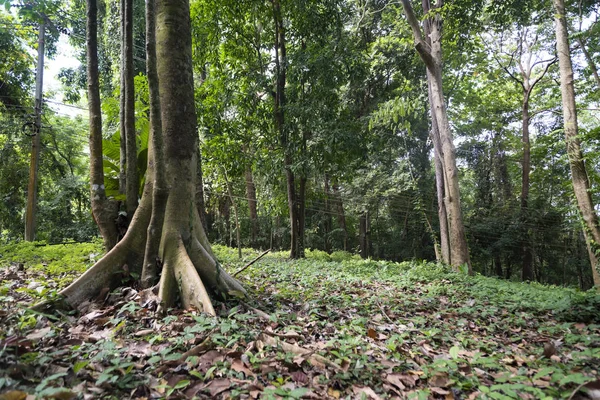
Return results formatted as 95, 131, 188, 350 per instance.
352, 386, 382, 400
386, 373, 406, 390
203, 378, 231, 397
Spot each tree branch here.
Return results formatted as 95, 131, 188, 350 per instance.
400, 0, 435, 70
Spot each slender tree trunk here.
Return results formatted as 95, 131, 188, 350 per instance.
119, 0, 126, 196
324, 175, 332, 253
87, 0, 118, 252
429, 59, 470, 272
359, 213, 367, 259
402, 0, 470, 271
554, 0, 600, 288
505, 263, 512, 280
501, 30, 555, 282
196, 148, 208, 233
245, 166, 258, 246
332, 181, 348, 251
359, 211, 370, 259
297, 176, 306, 258
222, 168, 242, 259
429, 83, 450, 264
521, 92, 533, 281
195, 66, 208, 234
494, 254, 503, 277
140, 0, 167, 288
124, 0, 138, 219
272, 0, 300, 259
285, 165, 298, 257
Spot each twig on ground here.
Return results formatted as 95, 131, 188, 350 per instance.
375, 299, 395, 325
233, 249, 271, 277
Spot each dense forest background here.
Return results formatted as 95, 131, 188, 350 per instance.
0, 0, 599, 288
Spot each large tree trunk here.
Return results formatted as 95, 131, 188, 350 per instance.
554, 0, 600, 289
36, 0, 245, 314
123, 0, 139, 219
87, 0, 118, 252
245, 166, 259, 247
402, 0, 470, 271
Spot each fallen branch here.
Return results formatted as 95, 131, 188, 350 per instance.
233, 249, 271, 277
258, 333, 342, 371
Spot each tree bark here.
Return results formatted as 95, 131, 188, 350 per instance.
87, 0, 118, 252
245, 166, 259, 247
124, 0, 139, 219
402, 0, 470, 271
554, 0, 600, 289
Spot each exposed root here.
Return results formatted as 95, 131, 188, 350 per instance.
157, 256, 177, 313
31, 189, 152, 311
162, 233, 215, 316
189, 236, 246, 298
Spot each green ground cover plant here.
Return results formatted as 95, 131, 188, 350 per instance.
0, 244, 598, 399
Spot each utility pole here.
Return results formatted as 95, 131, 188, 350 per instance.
25, 21, 45, 241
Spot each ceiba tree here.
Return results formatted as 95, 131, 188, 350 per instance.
37, 0, 245, 314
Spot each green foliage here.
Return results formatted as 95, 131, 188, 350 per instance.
0, 11, 35, 110
100, 74, 150, 201
0, 239, 103, 275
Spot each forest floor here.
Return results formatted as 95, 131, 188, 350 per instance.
0, 242, 599, 400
